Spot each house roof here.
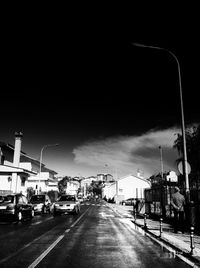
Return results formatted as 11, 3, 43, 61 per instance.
0, 164, 37, 176
117, 174, 151, 185
0, 141, 57, 175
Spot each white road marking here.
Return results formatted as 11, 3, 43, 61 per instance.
27, 235, 64, 268
31, 221, 42, 225
0, 230, 51, 264
28, 207, 90, 268
70, 207, 90, 228
99, 212, 114, 218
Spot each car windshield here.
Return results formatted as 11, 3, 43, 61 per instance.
0, 195, 14, 203
58, 195, 75, 202
30, 195, 45, 203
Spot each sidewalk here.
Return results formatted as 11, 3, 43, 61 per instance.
106, 202, 200, 267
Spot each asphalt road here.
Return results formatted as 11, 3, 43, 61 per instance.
0, 199, 191, 268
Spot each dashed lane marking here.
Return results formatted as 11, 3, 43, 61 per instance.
28, 207, 90, 268
28, 235, 65, 268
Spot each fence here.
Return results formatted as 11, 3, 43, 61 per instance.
144, 186, 200, 232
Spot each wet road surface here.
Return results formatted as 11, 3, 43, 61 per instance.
0, 200, 191, 267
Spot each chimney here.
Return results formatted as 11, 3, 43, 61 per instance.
13, 131, 23, 167
137, 169, 144, 178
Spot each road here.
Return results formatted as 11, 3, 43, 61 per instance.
0, 199, 191, 268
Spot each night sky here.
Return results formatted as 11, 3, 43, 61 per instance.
1, 8, 199, 178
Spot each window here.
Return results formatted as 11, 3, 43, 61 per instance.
21, 177, 26, 187
18, 196, 24, 204
22, 196, 28, 204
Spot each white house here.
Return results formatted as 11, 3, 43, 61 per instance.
102, 182, 116, 200
27, 166, 58, 194
117, 174, 151, 201
0, 132, 58, 196
103, 173, 151, 204
0, 164, 36, 196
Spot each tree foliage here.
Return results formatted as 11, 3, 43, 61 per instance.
90, 180, 104, 196
26, 187, 35, 200
58, 176, 71, 194
173, 124, 200, 176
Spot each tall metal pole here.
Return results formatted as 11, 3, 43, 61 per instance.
38, 143, 59, 194
159, 146, 164, 180
133, 43, 190, 200
159, 146, 164, 217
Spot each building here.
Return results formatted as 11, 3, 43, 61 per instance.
0, 132, 58, 196
80, 176, 96, 196
103, 173, 151, 204
27, 165, 58, 194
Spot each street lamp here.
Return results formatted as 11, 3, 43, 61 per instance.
159, 146, 164, 180
38, 143, 59, 194
159, 146, 165, 217
133, 43, 190, 200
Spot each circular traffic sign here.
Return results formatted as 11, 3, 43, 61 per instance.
178, 161, 191, 175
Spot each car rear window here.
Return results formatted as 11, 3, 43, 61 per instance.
30, 195, 45, 203
58, 196, 75, 202
1, 195, 14, 203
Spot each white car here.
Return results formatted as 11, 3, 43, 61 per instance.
53, 195, 80, 216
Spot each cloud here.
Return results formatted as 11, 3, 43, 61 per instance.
72, 127, 180, 178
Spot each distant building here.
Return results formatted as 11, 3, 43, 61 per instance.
65, 180, 80, 196
97, 174, 104, 181
97, 173, 114, 182
80, 176, 97, 196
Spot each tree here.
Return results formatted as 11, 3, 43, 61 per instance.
90, 180, 104, 197
173, 124, 200, 173
26, 187, 35, 200
58, 176, 71, 194
173, 124, 200, 187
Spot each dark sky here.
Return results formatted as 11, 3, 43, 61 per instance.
1, 8, 199, 177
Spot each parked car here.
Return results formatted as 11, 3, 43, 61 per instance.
53, 194, 80, 216
29, 194, 52, 214
0, 194, 34, 222
121, 198, 136, 206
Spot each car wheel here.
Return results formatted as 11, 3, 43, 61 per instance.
53, 210, 58, 217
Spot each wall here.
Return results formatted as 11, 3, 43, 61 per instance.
0, 175, 12, 191
117, 175, 150, 200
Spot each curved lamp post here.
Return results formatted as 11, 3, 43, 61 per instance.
133, 43, 189, 199
38, 143, 59, 193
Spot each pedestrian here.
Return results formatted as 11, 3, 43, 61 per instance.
170, 186, 185, 233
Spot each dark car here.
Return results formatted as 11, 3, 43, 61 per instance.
29, 194, 52, 214
0, 194, 34, 222
121, 198, 136, 206
53, 195, 80, 216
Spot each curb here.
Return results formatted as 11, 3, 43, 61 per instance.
106, 203, 200, 267
132, 220, 200, 267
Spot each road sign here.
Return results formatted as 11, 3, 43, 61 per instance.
178, 161, 191, 175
